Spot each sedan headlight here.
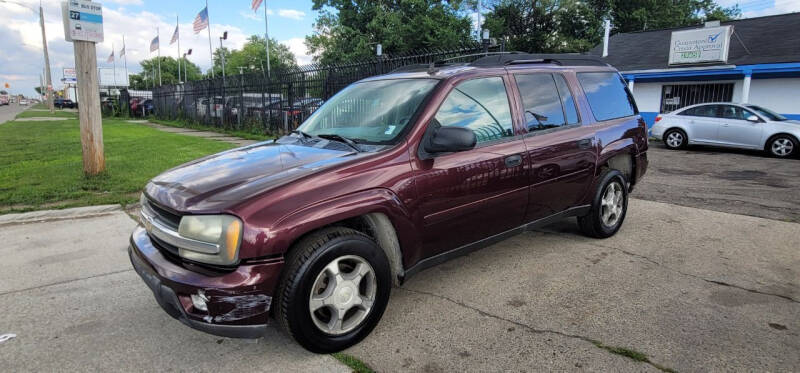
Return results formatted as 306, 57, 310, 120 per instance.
178, 215, 242, 266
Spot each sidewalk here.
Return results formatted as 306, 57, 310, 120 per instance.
128, 120, 261, 147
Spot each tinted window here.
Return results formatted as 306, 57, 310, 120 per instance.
679, 105, 720, 118
515, 74, 565, 131
554, 74, 579, 125
719, 105, 754, 120
577, 72, 636, 121
434, 77, 514, 143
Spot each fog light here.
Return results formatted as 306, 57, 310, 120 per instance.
191, 291, 209, 312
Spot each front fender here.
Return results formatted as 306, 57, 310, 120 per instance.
249, 188, 418, 261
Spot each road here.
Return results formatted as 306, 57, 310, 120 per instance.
0, 102, 29, 124
1, 198, 797, 372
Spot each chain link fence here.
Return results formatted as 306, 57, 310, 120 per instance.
150, 43, 496, 135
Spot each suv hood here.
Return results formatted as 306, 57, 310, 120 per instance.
144, 141, 360, 212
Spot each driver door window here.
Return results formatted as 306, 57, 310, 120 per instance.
434, 77, 514, 144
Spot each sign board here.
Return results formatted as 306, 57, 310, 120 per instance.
98, 68, 129, 87
668, 26, 732, 65
63, 67, 78, 83
62, 0, 104, 43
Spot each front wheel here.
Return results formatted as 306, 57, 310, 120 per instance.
578, 169, 629, 238
274, 227, 391, 353
767, 135, 797, 158
663, 129, 687, 150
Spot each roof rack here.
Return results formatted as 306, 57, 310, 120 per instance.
470, 53, 608, 67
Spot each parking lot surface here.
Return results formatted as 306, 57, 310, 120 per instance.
2, 196, 797, 372
637, 141, 800, 222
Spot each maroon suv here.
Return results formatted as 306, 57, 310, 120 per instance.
130, 53, 648, 352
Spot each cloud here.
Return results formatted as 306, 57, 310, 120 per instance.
105, 0, 144, 5
282, 37, 312, 65
277, 9, 305, 20
240, 9, 273, 21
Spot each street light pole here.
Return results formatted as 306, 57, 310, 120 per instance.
39, 4, 54, 113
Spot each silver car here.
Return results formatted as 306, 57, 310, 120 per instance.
651, 103, 799, 158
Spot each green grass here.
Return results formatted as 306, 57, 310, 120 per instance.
149, 118, 274, 141
331, 353, 374, 373
591, 341, 677, 373
30, 103, 49, 110
16, 110, 77, 119
0, 117, 234, 214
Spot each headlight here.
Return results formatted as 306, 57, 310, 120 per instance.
178, 215, 242, 266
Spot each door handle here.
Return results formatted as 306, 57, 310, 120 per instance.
577, 138, 593, 149
722, 123, 730, 127
504, 154, 523, 168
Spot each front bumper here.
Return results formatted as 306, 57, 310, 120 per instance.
129, 226, 283, 338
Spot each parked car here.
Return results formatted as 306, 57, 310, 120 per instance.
652, 103, 800, 158
129, 53, 648, 353
196, 97, 224, 118
54, 98, 76, 109
19, 99, 28, 105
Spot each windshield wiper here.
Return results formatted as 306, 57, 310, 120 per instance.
317, 133, 362, 153
291, 129, 313, 139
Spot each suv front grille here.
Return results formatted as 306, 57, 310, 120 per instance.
144, 199, 182, 229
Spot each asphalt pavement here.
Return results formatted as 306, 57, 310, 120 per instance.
0, 102, 29, 124
1, 198, 797, 372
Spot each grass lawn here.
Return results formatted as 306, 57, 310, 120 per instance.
15, 110, 77, 119
0, 117, 234, 214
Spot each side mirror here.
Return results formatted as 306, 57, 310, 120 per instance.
746, 115, 760, 123
424, 126, 477, 154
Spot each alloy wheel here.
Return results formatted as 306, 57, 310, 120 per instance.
771, 138, 794, 157
666, 131, 684, 148
308, 255, 377, 335
600, 181, 624, 227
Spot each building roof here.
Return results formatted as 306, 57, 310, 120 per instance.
588, 12, 800, 71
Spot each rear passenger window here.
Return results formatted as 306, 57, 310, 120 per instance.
515, 74, 565, 131
554, 75, 579, 125
577, 72, 636, 121
434, 77, 514, 143
679, 105, 719, 118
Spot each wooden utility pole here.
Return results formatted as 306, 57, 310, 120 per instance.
74, 40, 105, 175
38, 5, 55, 114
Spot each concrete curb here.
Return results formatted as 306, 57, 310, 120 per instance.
0, 204, 123, 226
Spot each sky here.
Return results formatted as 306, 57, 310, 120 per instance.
1, 0, 799, 97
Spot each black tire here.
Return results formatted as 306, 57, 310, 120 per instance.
765, 134, 797, 158
274, 227, 391, 353
578, 169, 629, 238
663, 128, 687, 150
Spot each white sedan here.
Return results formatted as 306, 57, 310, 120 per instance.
651, 103, 800, 158
19, 99, 28, 105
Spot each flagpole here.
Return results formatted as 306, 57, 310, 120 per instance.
112, 43, 117, 88
206, 0, 214, 79
263, 0, 270, 77
123, 35, 128, 87
157, 27, 162, 85
176, 15, 181, 83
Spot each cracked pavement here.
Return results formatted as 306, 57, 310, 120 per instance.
345, 198, 799, 372
1, 188, 798, 371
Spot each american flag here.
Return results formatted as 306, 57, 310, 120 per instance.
170, 24, 179, 45
119, 45, 125, 57
107, 49, 114, 63
193, 7, 209, 34
251, 0, 263, 12
150, 36, 159, 52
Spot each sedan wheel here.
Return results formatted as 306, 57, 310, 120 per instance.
599, 181, 624, 228
770, 137, 795, 157
664, 130, 685, 149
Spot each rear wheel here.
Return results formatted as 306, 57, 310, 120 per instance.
663, 129, 687, 150
767, 135, 797, 158
578, 169, 628, 238
275, 227, 391, 353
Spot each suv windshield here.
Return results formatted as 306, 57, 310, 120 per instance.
746, 105, 787, 121
297, 78, 438, 144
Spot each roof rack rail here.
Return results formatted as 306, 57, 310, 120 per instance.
425, 51, 522, 74
470, 53, 608, 67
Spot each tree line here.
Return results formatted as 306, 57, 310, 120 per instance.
130, 0, 740, 88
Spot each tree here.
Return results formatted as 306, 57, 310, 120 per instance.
210, 36, 297, 77
305, 0, 475, 65
483, 0, 740, 54
128, 57, 203, 89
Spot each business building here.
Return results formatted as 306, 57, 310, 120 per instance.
590, 12, 800, 126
